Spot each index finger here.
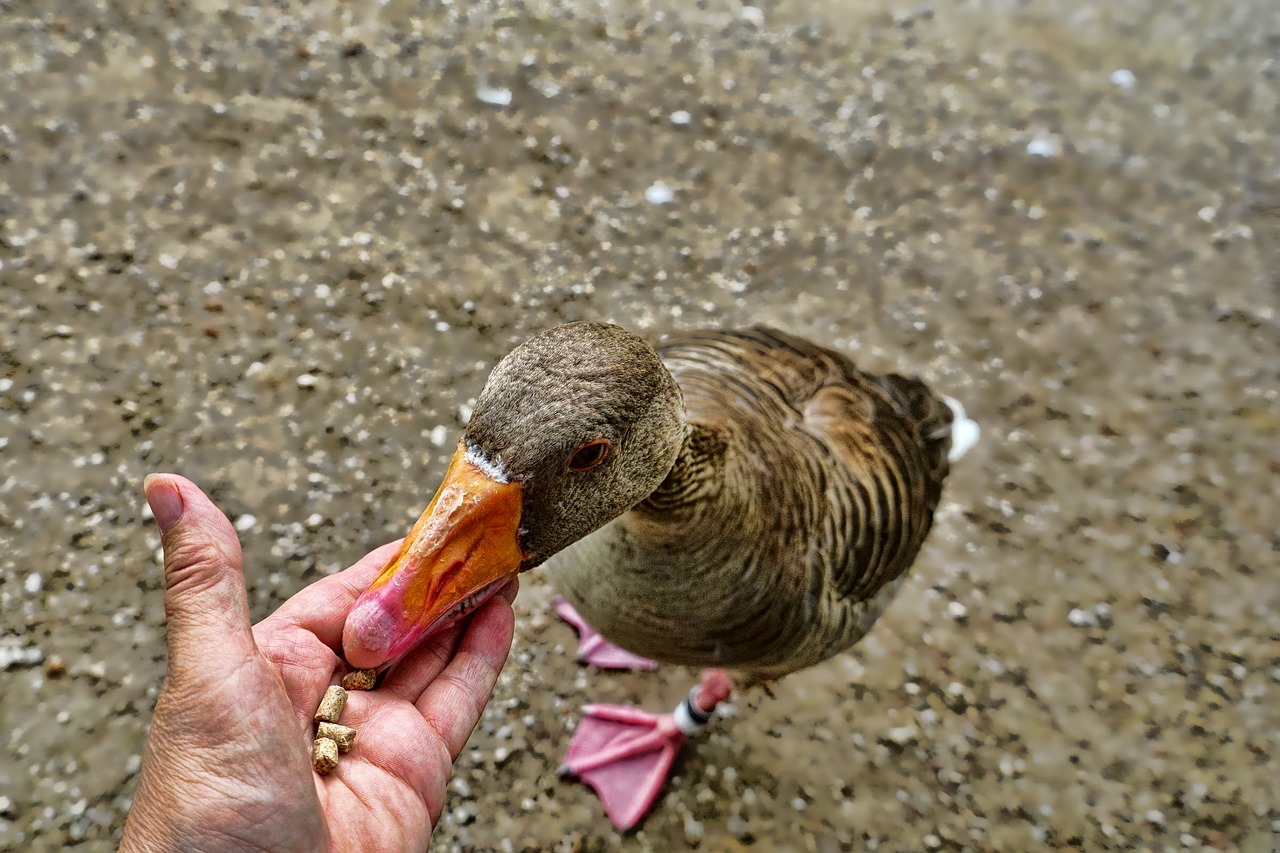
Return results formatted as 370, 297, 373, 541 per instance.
258, 538, 403, 650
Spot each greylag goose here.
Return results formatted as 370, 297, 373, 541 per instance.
342, 322, 978, 829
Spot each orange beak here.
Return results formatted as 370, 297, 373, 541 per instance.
342, 443, 526, 670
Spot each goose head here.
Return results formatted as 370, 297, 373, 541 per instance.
343, 322, 686, 670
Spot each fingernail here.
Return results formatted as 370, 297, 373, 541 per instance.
144, 475, 184, 534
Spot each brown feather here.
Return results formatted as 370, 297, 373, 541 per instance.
547, 326, 958, 684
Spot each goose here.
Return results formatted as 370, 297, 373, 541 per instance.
342, 322, 978, 829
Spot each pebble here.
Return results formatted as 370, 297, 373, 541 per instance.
0, 645, 45, 669
1026, 137, 1061, 158
644, 182, 675, 204
884, 724, 920, 746
1109, 68, 1137, 88
1067, 607, 1096, 627
24, 573, 42, 594
476, 85, 512, 107
234, 514, 257, 532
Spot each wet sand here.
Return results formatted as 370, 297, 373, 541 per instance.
1, 0, 1278, 849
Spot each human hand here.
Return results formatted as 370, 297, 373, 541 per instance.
119, 474, 516, 853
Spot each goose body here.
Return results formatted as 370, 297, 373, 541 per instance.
547, 327, 960, 684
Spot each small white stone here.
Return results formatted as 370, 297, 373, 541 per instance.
1145, 809, 1164, 825
306, 513, 324, 528
429, 425, 449, 447
24, 573, 42, 594
644, 182, 674, 204
234, 514, 257, 532
203, 281, 223, 296
158, 253, 178, 269
476, 85, 512, 107
315, 284, 331, 299
1197, 206, 1216, 223
296, 373, 320, 388
1068, 608, 1096, 627
0, 645, 43, 669
1109, 68, 1136, 88
885, 724, 919, 745
946, 601, 968, 620
1026, 137, 1060, 158
670, 110, 691, 126
0, 378, 11, 392
741, 5, 764, 26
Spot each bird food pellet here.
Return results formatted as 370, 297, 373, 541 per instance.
317, 722, 358, 753
342, 669, 378, 691
312, 737, 339, 775
314, 685, 348, 723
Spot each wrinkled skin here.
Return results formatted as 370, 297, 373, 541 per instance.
119, 474, 516, 853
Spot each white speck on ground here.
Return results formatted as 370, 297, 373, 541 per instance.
476, 85, 512, 107
1110, 68, 1136, 88
1026, 136, 1061, 158
644, 181, 675, 204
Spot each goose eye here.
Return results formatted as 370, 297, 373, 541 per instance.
568, 439, 610, 472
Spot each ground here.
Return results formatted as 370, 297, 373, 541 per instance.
1, 0, 1278, 850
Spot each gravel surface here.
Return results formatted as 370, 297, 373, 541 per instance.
1, 0, 1278, 850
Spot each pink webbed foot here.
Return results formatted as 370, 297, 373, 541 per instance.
553, 596, 658, 671
560, 671, 734, 831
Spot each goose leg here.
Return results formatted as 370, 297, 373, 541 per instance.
553, 596, 659, 671
559, 669, 733, 831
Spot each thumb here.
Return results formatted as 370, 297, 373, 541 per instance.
144, 473, 256, 676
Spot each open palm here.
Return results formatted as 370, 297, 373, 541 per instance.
121, 475, 515, 853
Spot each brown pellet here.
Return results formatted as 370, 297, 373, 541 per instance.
341, 669, 378, 691
317, 721, 357, 753
312, 737, 339, 775
314, 685, 348, 723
